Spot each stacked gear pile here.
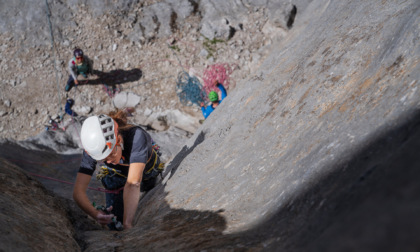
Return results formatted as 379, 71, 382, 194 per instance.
176, 71, 207, 106
202, 63, 236, 94
103, 84, 121, 98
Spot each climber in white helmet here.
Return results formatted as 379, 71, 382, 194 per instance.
73, 110, 164, 230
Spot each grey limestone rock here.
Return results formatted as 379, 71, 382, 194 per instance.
112, 91, 142, 109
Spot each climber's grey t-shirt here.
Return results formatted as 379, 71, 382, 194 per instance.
79, 126, 152, 176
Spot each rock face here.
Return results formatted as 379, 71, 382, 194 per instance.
0, 158, 81, 251
112, 91, 142, 109
0, 0, 298, 140
134, 0, 419, 250
1, 0, 420, 251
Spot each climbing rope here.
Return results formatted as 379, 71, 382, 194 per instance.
168, 43, 186, 72
28, 172, 124, 194
168, 43, 207, 106
202, 63, 237, 94
45, 0, 64, 119
176, 71, 206, 106
5, 157, 80, 166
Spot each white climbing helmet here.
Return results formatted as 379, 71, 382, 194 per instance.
81, 115, 117, 160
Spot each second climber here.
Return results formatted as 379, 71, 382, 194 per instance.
200, 80, 227, 119
65, 48, 93, 92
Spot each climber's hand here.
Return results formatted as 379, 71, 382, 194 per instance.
96, 212, 114, 225
96, 206, 114, 225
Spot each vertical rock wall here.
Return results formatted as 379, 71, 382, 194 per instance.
0, 0, 419, 251
129, 0, 419, 250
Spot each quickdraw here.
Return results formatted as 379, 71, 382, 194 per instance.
96, 166, 127, 181
152, 140, 161, 152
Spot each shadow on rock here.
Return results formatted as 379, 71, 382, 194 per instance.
227, 110, 420, 251
165, 130, 206, 180
134, 187, 232, 251
0, 141, 104, 203
80, 110, 420, 251
80, 68, 143, 86
82, 185, 240, 251
4, 112, 420, 251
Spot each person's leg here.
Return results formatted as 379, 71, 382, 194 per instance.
105, 191, 124, 230
65, 75, 75, 92
100, 170, 126, 229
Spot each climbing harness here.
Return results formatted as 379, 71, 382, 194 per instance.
145, 150, 165, 178
96, 147, 165, 184
96, 166, 127, 181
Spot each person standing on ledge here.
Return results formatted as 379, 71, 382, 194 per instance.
200, 80, 227, 119
65, 48, 93, 92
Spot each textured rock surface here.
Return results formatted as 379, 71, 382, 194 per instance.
133, 0, 419, 250
160, 0, 420, 230
0, 0, 296, 140
113, 91, 142, 109
0, 158, 82, 251
0, 0, 419, 251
